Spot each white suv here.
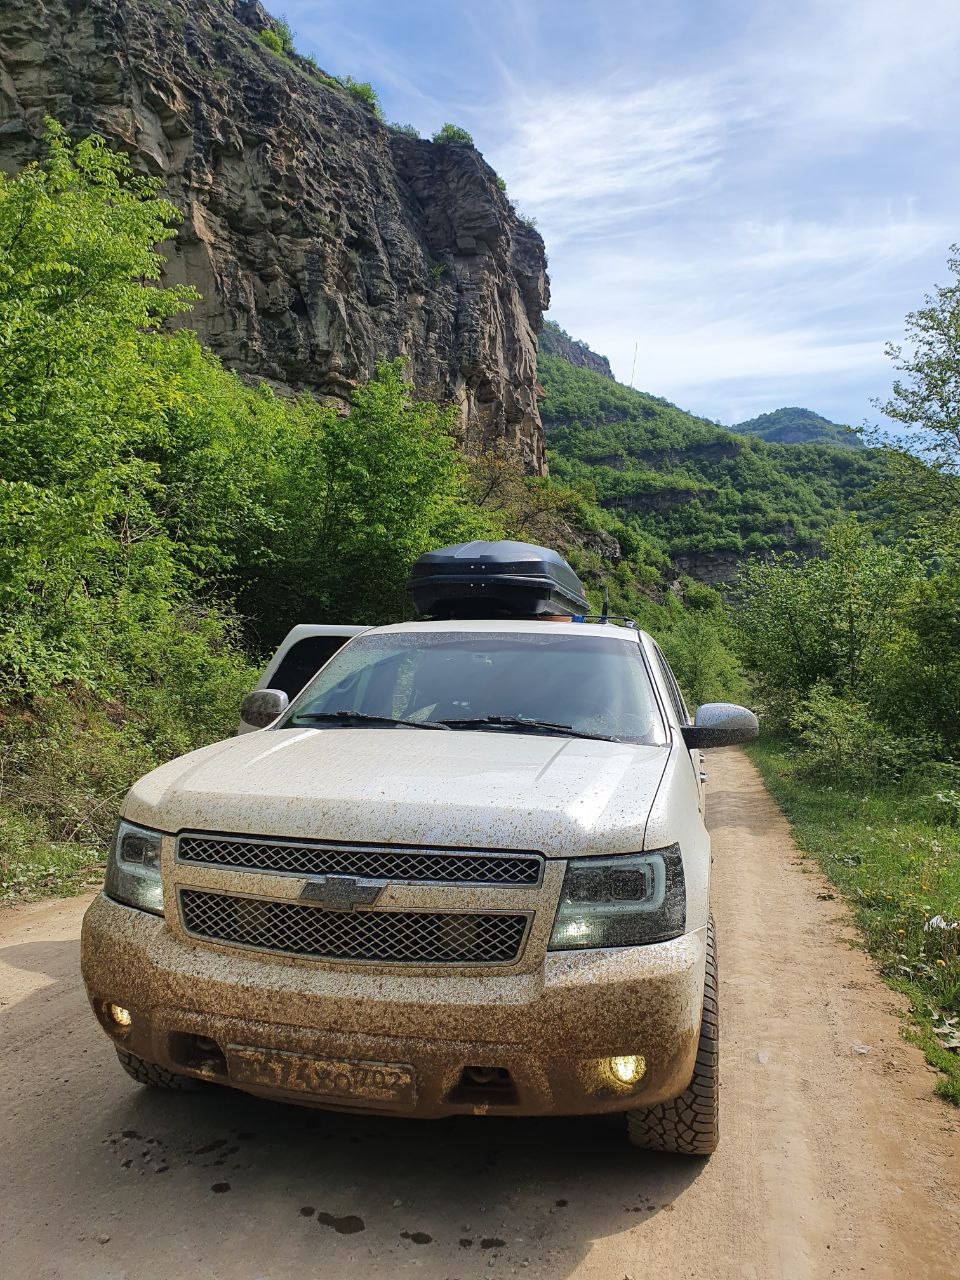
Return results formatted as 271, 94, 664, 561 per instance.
82, 615, 756, 1155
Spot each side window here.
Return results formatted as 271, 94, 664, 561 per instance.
652, 643, 691, 726
268, 636, 353, 700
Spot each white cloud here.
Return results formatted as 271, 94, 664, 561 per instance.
490, 77, 747, 242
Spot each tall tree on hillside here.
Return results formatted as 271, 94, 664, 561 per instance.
874, 247, 960, 546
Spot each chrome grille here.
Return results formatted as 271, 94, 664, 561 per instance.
177, 834, 542, 886
179, 889, 529, 965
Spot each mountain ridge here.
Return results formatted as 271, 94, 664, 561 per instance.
539, 353, 886, 583
730, 406, 864, 450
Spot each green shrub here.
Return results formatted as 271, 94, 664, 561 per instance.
789, 682, 929, 782
273, 16, 295, 52
258, 28, 284, 54
495, 175, 507, 193
342, 77, 384, 120
390, 122, 421, 139
431, 123, 474, 146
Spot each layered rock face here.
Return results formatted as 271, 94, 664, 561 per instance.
0, 0, 550, 470
539, 321, 613, 380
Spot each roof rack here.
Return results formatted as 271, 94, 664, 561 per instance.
571, 614, 637, 628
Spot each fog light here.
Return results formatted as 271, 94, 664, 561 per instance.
609, 1054, 646, 1085
107, 1003, 132, 1028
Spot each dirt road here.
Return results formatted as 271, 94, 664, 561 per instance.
1, 749, 958, 1280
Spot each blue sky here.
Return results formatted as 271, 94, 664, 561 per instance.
281, 0, 960, 429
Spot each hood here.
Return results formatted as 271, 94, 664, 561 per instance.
124, 728, 671, 857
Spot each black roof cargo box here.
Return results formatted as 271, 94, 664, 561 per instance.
409, 540, 590, 618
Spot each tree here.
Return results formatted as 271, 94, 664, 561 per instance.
236, 361, 494, 639
731, 524, 916, 719
874, 246, 960, 547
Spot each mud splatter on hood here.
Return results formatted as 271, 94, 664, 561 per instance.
122, 729, 670, 857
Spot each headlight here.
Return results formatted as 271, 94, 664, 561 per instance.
104, 819, 164, 916
548, 844, 685, 950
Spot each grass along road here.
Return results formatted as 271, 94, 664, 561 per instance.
748, 735, 960, 1103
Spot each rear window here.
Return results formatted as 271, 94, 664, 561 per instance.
267, 636, 354, 699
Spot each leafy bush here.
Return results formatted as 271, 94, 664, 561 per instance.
789, 682, 927, 782
273, 17, 295, 52
258, 29, 285, 54
390, 123, 421, 139
342, 77, 384, 121
731, 523, 917, 721
431, 123, 474, 146
496, 175, 507, 193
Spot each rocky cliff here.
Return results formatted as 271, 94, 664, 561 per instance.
0, 0, 550, 470
538, 320, 614, 380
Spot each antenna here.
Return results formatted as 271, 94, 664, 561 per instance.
629, 341, 638, 389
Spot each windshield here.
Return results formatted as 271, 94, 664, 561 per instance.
282, 630, 667, 744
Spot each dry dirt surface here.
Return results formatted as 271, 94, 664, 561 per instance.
1, 748, 958, 1280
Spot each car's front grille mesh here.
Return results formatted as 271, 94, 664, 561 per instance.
179, 889, 529, 965
177, 834, 542, 886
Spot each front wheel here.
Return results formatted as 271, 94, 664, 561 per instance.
626, 916, 719, 1156
115, 1047, 202, 1091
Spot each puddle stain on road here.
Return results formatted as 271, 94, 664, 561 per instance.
316, 1211, 365, 1234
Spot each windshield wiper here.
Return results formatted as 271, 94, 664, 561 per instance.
438, 715, 618, 742
293, 711, 450, 730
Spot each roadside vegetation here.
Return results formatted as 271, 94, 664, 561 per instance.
724, 257, 960, 1099
749, 736, 960, 1103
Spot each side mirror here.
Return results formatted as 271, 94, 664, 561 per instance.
681, 702, 758, 750
240, 688, 289, 729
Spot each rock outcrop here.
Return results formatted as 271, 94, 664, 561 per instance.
0, 0, 550, 470
539, 320, 614, 380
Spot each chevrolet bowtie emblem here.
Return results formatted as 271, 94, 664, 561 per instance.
298, 875, 384, 912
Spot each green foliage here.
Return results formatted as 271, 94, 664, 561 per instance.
258, 28, 285, 54
390, 123, 421, 139
428, 260, 448, 280
730, 407, 863, 450
431, 123, 474, 146
874, 247, 960, 536
541, 354, 888, 565
732, 524, 916, 718
657, 600, 745, 707
495, 175, 507, 193
342, 77, 385, 121
749, 734, 960, 1103
273, 16, 295, 52
789, 682, 927, 782
731, 521, 960, 763
235, 360, 495, 640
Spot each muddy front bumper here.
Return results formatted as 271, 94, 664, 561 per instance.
81, 893, 706, 1117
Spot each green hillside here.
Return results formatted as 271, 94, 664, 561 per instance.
539, 354, 886, 580
730, 406, 863, 450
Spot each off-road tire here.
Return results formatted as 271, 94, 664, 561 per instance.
626, 916, 719, 1156
115, 1047, 202, 1091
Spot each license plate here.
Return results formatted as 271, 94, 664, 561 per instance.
226, 1046, 417, 1107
